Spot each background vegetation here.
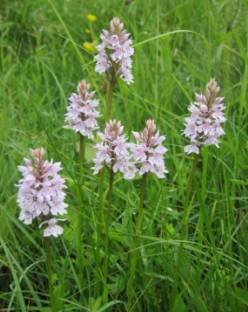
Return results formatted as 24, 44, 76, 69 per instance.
0, 0, 248, 311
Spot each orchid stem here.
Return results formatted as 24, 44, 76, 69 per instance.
182, 154, 198, 237
77, 133, 85, 295
103, 167, 114, 303
101, 71, 115, 301
95, 169, 105, 295
44, 237, 56, 311
105, 72, 116, 121
79, 133, 85, 183
127, 173, 147, 308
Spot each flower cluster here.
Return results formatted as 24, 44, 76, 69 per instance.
132, 120, 168, 178
183, 78, 225, 154
17, 148, 67, 237
15, 13, 228, 245
93, 120, 136, 179
65, 80, 100, 138
95, 17, 134, 84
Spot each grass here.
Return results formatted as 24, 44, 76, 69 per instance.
0, 0, 248, 310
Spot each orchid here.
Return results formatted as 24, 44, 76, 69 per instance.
183, 78, 225, 154
17, 148, 67, 237
93, 120, 137, 179
132, 120, 168, 178
65, 80, 100, 138
95, 17, 134, 84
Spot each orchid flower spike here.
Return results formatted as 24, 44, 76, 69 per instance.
131, 120, 168, 178
93, 120, 137, 179
95, 17, 134, 84
65, 80, 100, 138
183, 78, 226, 154
17, 148, 68, 237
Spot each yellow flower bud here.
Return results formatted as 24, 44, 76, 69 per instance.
87, 14, 97, 22
83, 42, 95, 53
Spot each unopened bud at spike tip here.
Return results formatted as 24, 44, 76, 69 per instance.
205, 78, 220, 107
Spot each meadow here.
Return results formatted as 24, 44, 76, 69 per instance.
0, 0, 248, 311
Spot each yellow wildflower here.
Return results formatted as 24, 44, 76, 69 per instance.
83, 42, 95, 53
87, 14, 97, 22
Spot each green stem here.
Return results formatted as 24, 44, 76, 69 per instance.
182, 154, 198, 237
103, 167, 114, 303
44, 237, 55, 311
136, 173, 147, 237
198, 147, 215, 245
77, 133, 85, 294
127, 173, 147, 308
100, 71, 115, 299
105, 72, 116, 121
79, 133, 85, 183
95, 169, 105, 296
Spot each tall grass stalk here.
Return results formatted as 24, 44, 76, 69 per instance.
127, 173, 147, 308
